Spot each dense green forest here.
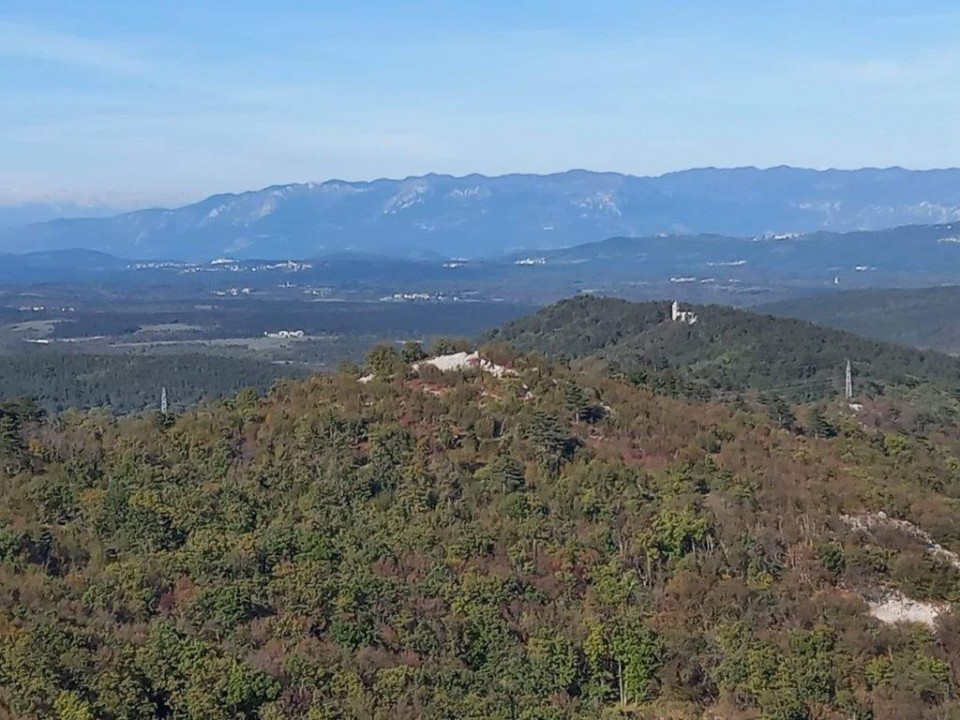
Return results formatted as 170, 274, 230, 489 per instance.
3, 337, 960, 718
490, 296, 960, 402
763, 286, 960, 354
0, 353, 304, 414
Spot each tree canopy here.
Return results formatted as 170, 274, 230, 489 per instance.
1, 344, 960, 718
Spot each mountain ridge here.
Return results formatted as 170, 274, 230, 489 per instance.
6, 166, 960, 260
0, 200, 129, 228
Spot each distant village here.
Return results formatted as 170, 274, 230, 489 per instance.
129, 259, 313, 274
380, 292, 464, 303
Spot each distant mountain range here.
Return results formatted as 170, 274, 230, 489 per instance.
0, 200, 128, 228
4, 166, 960, 260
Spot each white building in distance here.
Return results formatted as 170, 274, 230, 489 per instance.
671, 301, 698, 325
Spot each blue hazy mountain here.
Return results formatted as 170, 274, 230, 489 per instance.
0, 200, 128, 228
0, 249, 129, 282
531, 223, 960, 281
3, 221, 960, 295
3, 167, 960, 260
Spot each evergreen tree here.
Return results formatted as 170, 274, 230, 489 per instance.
765, 394, 796, 430
806, 406, 838, 438
364, 344, 404, 377
564, 382, 588, 424
400, 340, 427, 364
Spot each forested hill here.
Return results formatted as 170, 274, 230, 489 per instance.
489, 295, 960, 401
4, 345, 960, 717
762, 286, 960, 354
0, 353, 306, 414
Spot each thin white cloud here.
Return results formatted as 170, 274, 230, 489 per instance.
799, 48, 960, 98
874, 9, 960, 26
0, 20, 150, 75
3, 6, 960, 203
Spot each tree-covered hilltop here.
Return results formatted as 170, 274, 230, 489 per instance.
489, 295, 960, 401
4, 346, 960, 718
0, 352, 305, 414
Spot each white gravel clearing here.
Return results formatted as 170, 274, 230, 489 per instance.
867, 591, 945, 628
840, 511, 955, 628
414, 352, 514, 377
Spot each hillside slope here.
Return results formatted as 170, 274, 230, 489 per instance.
5, 167, 960, 259
3, 346, 960, 718
763, 286, 960, 354
490, 296, 960, 401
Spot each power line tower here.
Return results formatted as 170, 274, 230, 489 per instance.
160, 387, 168, 414
844, 360, 853, 400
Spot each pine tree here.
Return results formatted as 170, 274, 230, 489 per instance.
564, 382, 588, 424
806, 406, 837, 439
765, 395, 796, 430
401, 341, 427, 364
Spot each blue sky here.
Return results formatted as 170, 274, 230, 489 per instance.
2, 1, 960, 206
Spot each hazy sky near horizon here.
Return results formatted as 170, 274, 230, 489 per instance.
3, 1, 960, 206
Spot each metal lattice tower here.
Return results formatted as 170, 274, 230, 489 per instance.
161, 387, 168, 414
844, 360, 853, 400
